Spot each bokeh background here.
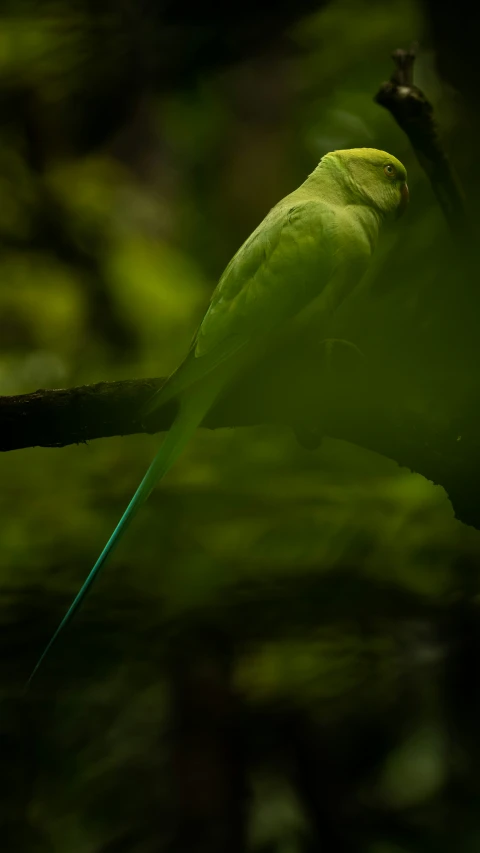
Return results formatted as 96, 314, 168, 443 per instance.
1, 1, 480, 851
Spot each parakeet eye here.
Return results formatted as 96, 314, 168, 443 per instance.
384, 164, 397, 178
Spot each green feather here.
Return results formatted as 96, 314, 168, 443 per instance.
25, 380, 221, 688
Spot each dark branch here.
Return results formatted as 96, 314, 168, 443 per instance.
1, 363, 480, 530
0, 378, 171, 452
375, 46, 468, 238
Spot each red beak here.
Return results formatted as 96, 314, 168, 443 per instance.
397, 182, 409, 218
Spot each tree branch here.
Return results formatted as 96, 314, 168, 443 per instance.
0, 378, 171, 452
1, 361, 480, 529
375, 46, 468, 238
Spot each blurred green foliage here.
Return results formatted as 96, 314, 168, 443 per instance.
1, 0, 479, 851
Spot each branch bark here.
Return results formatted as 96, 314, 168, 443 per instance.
0, 378, 171, 452
2, 361, 480, 529
375, 46, 468, 238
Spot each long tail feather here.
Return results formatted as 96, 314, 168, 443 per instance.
25, 388, 214, 688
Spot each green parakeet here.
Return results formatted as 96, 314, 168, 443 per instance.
27, 148, 408, 685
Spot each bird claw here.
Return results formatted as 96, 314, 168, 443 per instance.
292, 338, 365, 450
319, 338, 366, 374
293, 423, 324, 451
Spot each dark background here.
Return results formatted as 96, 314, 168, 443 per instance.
1, 1, 480, 850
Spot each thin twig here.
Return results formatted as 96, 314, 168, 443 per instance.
375, 46, 468, 237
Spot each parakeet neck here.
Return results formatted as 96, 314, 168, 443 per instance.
346, 203, 382, 253
305, 158, 384, 213
303, 160, 383, 251
302, 161, 346, 205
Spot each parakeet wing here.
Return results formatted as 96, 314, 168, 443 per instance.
146, 198, 338, 410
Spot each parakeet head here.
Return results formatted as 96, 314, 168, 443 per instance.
320, 148, 409, 218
